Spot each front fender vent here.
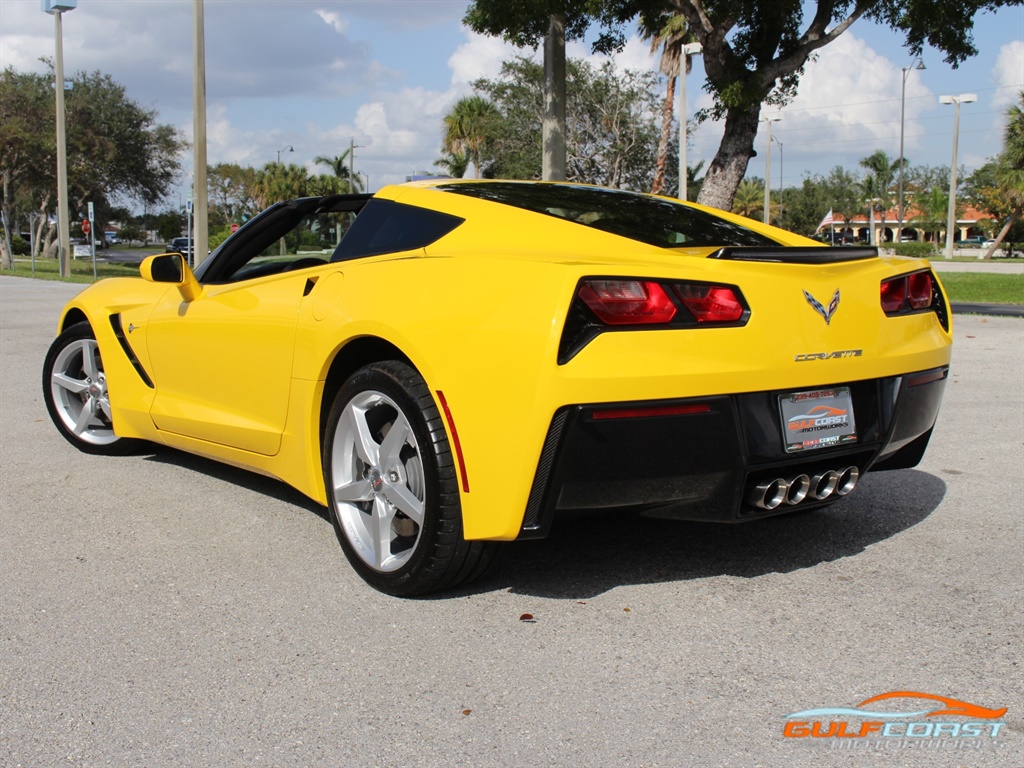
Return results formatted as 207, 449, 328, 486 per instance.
109, 314, 154, 388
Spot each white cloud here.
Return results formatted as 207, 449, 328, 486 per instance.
991, 40, 1024, 109
316, 9, 350, 36
447, 29, 523, 91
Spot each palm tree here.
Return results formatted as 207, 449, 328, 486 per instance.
986, 92, 1024, 256
732, 179, 764, 219
910, 187, 950, 243
859, 150, 901, 242
434, 149, 470, 179
442, 96, 500, 179
641, 13, 692, 196
314, 151, 362, 193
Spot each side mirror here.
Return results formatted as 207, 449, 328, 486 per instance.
140, 253, 202, 302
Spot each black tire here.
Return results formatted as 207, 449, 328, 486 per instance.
42, 322, 139, 456
323, 361, 496, 596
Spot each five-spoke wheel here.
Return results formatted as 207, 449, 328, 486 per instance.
43, 322, 135, 455
324, 361, 495, 596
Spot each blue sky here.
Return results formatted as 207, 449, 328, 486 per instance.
1, 0, 1021, 208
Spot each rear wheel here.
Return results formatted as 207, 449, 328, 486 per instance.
42, 322, 138, 455
323, 361, 495, 596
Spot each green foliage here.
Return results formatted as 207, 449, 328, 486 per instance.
463, 56, 663, 189
891, 242, 936, 258
464, 0, 1017, 209
208, 227, 234, 251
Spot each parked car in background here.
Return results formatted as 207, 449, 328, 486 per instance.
954, 236, 985, 247
167, 237, 193, 256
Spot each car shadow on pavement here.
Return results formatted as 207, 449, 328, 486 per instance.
135, 446, 944, 601
140, 445, 331, 522
474, 469, 946, 600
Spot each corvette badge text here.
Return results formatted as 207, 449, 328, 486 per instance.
795, 349, 863, 362
783, 691, 1008, 752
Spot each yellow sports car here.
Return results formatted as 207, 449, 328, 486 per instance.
43, 181, 952, 595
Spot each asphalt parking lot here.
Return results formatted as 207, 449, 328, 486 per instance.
1, 275, 1021, 768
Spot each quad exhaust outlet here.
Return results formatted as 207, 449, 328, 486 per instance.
751, 466, 859, 510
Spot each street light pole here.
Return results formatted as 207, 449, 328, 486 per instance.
898, 57, 925, 242
192, 0, 208, 268
277, 145, 294, 164
43, 0, 77, 278
772, 135, 783, 229
940, 93, 977, 259
762, 115, 781, 225
677, 42, 702, 202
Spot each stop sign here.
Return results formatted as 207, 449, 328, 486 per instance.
81, 219, 91, 235
230, 223, 240, 233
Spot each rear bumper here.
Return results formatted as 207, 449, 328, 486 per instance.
518, 366, 947, 537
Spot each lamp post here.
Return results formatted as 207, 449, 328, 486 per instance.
762, 115, 781, 225
42, 0, 77, 278
677, 42, 703, 201
939, 93, 977, 259
897, 57, 925, 242
193, 0, 208, 267
772, 135, 783, 229
277, 145, 294, 164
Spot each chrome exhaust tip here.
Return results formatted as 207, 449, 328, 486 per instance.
835, 466, 860, 496
811, 470, 839, 500
785, 474, 810, 505
752, 478, 789, 510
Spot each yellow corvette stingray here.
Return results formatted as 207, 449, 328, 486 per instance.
43, 181, 952, 595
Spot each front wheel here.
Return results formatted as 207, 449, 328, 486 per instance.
42, 322, 138, 455
323, 361, 495, 596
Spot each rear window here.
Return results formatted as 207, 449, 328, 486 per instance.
436, 182, 778, 248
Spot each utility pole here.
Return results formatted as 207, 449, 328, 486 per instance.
192, 0, 209, 267
350, 138, 356, 192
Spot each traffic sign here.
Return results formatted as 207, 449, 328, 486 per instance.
81, 220, 91, 235
230, 223, 240, 233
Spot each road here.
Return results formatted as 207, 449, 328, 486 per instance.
1, 276, 1021, 768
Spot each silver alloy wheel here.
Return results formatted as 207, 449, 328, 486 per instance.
49, 337, 119, 446
330, 389, 425, 572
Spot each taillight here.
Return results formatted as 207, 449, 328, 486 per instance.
673, 284, 745, 323
560, 276, 750, 364
880, 277, 907, 313
578, 280, 676, 324
907, 272, 933, 309
881, 270, 936, 315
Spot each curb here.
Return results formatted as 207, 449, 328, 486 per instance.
951, 302, 1024, 318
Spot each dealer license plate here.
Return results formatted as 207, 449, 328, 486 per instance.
779, 386, 857, 453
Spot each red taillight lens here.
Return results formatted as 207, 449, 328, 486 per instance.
578, 280, 677, 324
880, 276, 908, 313
907, 271, 933, 309
882, 271, 935, 314
674, 284, 745, 323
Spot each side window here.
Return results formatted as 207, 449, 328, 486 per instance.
227, 210, 357, 281
331, 199, 464, 261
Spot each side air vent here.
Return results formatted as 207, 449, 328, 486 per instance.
109, 314, 154, 388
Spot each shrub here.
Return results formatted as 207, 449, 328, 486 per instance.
891, 242, 937, 259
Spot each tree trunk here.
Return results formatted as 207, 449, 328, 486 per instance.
1, 169, 14, 270
542, 14, 567, 182
651, 76, 677, 196
696, 106, 760, 211
985, 207, 1022, 258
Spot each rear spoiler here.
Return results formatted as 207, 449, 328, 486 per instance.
707, 246, 878, 264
